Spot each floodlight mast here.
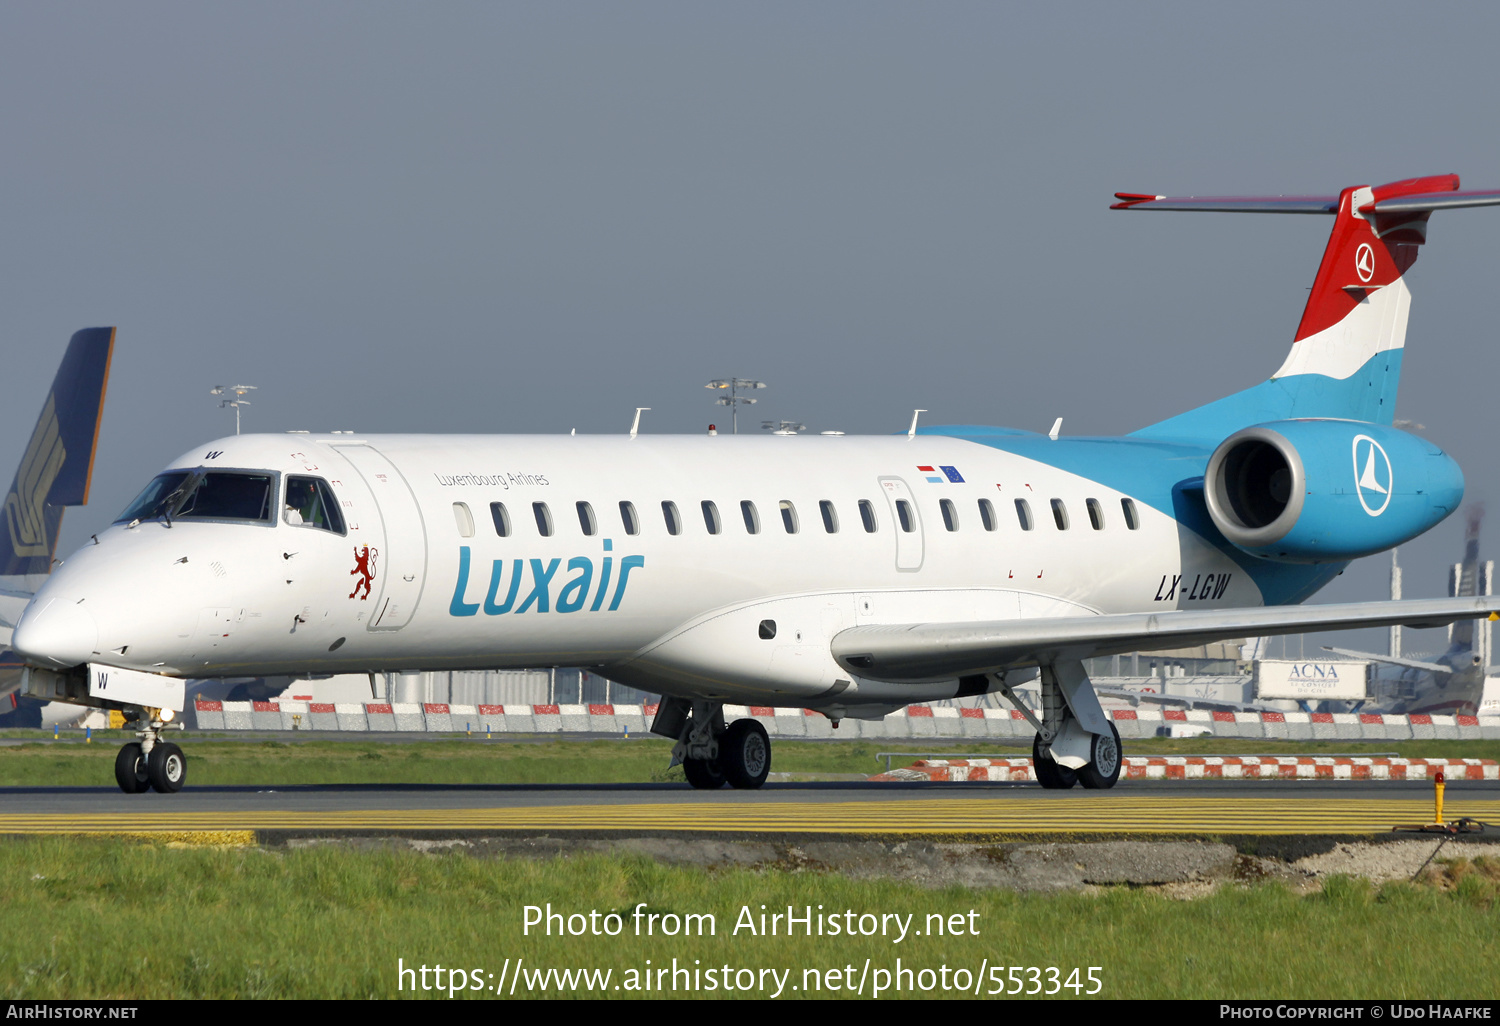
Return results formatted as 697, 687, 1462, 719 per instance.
705, 378, 765, 435
210, 384, 257, 435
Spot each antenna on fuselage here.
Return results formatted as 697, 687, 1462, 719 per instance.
1049, 417, 1063, 441
907, 410, 926, 439
629, 408, 650, 439
211, 384, 257, 435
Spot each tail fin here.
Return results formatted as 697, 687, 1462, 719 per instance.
1119, 175, 1500, 440
1, 328, 115, 582
1447, 504, 1487, 653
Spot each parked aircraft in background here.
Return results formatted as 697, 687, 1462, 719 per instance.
16, 175, 1500, 795
1326, 507, 1496, 715
0, 329, 114, 725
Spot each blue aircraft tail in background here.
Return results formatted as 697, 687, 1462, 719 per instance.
1, 327, 115, 580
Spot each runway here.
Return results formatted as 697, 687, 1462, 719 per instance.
1, 780, 1495, 839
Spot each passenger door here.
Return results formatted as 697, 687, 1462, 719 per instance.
333, 444, 428, 630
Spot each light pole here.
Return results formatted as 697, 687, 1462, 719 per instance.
210, 384, 257, 434
705, 378, 765, 434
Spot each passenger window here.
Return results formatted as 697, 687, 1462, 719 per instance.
1121, 498, 1140, 530
577, 501, 597, 536
533, 502, 554, 537
283, 476, 346, 534
1051, 499, 1069, 530
940, 498, 959, 532
779, 500, 799, 534
819, 500, 839, 534
490, 502, 511, 537
1086, 498, 1105, 531
619, 501, 639, 535
978, 498, 996, 532
741, 500, 760, 534
859, 499, 878, 533
1015, 499, 1033, 531
452, 502, 475, 538
896, 499, 915, 533
662, 501, 682, 536
702, 500, 721, 535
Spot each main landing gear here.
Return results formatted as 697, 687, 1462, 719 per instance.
113, 708, 187, 794
998, 661, 1121, 790
652, 698, 772, 790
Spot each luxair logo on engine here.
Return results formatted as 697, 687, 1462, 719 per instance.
1352, 435, 1393, 516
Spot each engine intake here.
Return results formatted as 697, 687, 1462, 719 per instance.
1205, 427, 1306, 549
1204, 420, 1462, 563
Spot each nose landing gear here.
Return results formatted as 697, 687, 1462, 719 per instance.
114, 743, 149, 793
113, 708, 187, 794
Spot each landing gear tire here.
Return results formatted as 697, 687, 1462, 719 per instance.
147, 742, 187, 793
1032, 732, 1077, 790
683, 755, 726, 790
719, 719, 771, 790
114, 743, 150, 794
1076, 723, 1122, 790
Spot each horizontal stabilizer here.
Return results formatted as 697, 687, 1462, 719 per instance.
832, 596, 1500, 683
1113, 190, 1500, 215
1112, 194, 1337, 213
1114, 174, 1500, 216
1362, 189, 1500, 213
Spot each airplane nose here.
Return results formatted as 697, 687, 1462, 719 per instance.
13, 598, 99, 669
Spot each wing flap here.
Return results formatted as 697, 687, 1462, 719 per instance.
832, 597, 1500, 682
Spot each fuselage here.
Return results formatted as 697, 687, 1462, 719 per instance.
14, 428, 1344, 712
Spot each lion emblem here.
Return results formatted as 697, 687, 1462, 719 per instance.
349, 545, 377, 600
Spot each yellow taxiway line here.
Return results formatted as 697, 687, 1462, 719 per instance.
0, 797, 1495, 837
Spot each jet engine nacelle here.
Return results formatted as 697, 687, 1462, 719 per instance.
1203, 420, 1462, 563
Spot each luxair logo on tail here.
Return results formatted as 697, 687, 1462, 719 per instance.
4, 394, 64, 558
448, 539, 643, 616
1352, 435, 1392, 516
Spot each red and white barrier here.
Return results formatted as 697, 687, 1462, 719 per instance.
189, 698, 1500, 741
872, 757, 1500, 783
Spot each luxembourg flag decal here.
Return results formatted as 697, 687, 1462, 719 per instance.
917, 465, 964, 483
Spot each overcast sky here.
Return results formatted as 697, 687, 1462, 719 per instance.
5, 2, 1500, 654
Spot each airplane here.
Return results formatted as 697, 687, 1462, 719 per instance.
15, 174, 1500, 796
0, 329, 114, 724
1324, 506, 1496, 715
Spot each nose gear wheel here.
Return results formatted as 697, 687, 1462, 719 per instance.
114, 743, 150, 794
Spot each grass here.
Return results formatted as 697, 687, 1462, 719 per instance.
0, 836, 1496, 999
0, 734, 1495, 788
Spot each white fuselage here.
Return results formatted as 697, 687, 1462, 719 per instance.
18, 431, 1257, 714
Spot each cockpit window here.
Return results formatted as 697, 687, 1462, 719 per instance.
114, 471, 276, 525
284, 476, 346, 534
116, 472, 192, 523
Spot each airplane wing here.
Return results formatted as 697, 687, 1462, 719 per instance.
831, 597, 1500, 682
